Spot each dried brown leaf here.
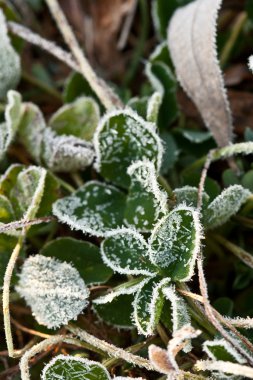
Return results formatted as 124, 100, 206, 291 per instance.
168, 0, 233, 147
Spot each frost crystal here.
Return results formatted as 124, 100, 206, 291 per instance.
16, 255, 89, 328
0, 10, 21, 99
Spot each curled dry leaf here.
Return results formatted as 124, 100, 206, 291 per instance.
168, 0, 233, 147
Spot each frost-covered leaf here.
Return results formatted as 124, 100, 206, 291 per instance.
0, 195, 15, 223
10, 166, 47, 221
93, 279, 144, 328
40, 237, 113, 285
147, 92, 162, 124
53, 181, 126, 237
127, 96, 148, 119
203, 339, 245, 364
149, 206, 202, 281
0, 164, 24, 196
203, 185, 251, 229
49, 96, 100, 141
160, 131, 179, 173
168, 0, 233, 147
124, 161, 168, 231
42, 355, 111, 380
133, 277, 170, 336
0, 90, 22, 160
41, 128, 94, 172
94, 109, 163, 188
146, 44, 178, 127
0, 10, 21, 99
163, 286, 192, 352
174, 186, 210, 209
18, 102, 46, 164
16, 255, 89, 328
101, 229, 157, 276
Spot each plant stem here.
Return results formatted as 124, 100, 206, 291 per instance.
220, 12, 247, 67
67, 324, 155, 371
3, 234, 25, 357
212, 233, 253, 269
45, 0, 123, 110
159, 176, 173, 197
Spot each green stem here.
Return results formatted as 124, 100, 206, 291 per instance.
159, 176, 173, 197
22, 71, 62, 101
211, 233, 253, 269
52, 173, 76, 193
220, 12, 247, 67
123, 0, 149, 86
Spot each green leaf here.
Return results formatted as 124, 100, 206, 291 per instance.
152, 0, 192, 39
40, 237, 113, 285
16, 255, 89, 328
203, 185, 251, 229
127, 96, 148, 119
133, 277, 170, 336
0, 195, 14, 223
94, 110, 163, 188
149, 206, 202, 281
242, 170, 253, 192
101, 229, 157, 276
53, 181, 126, 237
42, 355, 111, 380
64, 72, 99, 104
10, 166, 47, 220
160, 131, 179, 173
222, 169, 241, 187
49, 96, 100, 141
174, 186, 210, 209
93, 281, 141, 328
37, 172, 60, 217
18, 102, 45, 163
0, 163, 24, 196
203, 339, 245, 364
0, 10, 21, 99
124, 161, 168, 231
180, 130, 212, 144
0, 90, 22, 160
147, 92, 162, 124
146, 61, 178, 127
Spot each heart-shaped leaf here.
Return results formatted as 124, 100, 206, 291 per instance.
168, 0, 233, 147
40, 237, 113, 285
101, 229, 157, 276
203, 185, 251, 229
133, 277, 170, 336
53, 181, 126, 237
16, 255, 89, 328
94, 109, 163, 188
149, 206, 202, 281
124, 161, 168, 231
0, 10, 21, 99
42, 355, 111, 380
49, 96, 100, 141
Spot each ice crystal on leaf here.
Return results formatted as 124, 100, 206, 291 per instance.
53, 181, 126, 237
0, 10, 21, 99
203, 185, 251, 229
149, 205, 202, 281
94, 109, 163, 188
124, 161, 168, 232
42, 355, 145, 380
16, 255, 89, 328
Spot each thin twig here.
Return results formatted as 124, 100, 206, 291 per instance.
67, 324, 155, 371
2, 233, 25, 358
45, 0, 123, 110
8, 21, 79, 72
197, 150, 214, 210
117, 0, 138, 50
0, 216, 55, 234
